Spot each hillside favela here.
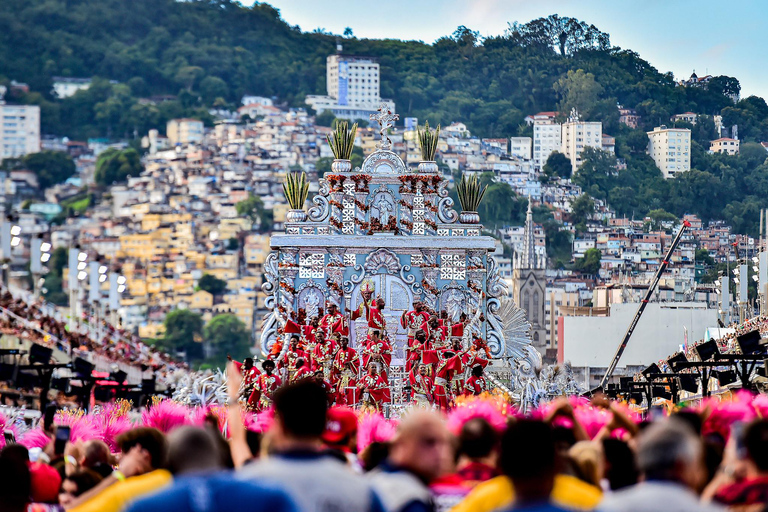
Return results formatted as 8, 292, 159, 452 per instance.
2, 1, 768, 511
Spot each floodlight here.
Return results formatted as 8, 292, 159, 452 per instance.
736, 330, 764, 355
734, 278, 740, 284
77, 271, 88, 280
734, 268, 740, 276
109, 370, 128, 384
10, 237, 19, 247
40, 243, 51, 252
666, 351, 688, 371
695, 339, 720, 361
9, 226, 20, 236
29, 343, 53, 364
99, 274, 107, 283
77, 252, 87, 262
714, 369, 737, 386
117, 285, 126, 293
99, 266, 108, 274
642, 363, 661, 378
73, 357, 95, 378
117, 276, 127, 285
678, 374, 699, 393
41, 253, 51, 262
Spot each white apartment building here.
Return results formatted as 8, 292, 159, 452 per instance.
0, 104, 40, 161
532, 112, 561, 170
561, 110, 602, 175
167, 118, 204, 145
305, 50, 395, 120
647, 126, 691, 178
510, 137, 532, 160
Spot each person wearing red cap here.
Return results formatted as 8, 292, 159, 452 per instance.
322, 406, 359, 456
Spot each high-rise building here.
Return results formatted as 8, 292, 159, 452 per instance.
306, 47, 395, 121
532, 112, 560, 170
647, 126, 691, 179
167, 118, 204, 145
560, 109, 602, 175
0, 102, 40, 161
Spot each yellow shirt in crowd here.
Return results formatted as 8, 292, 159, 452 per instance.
70, 469, 173, 512
450, 474, 602, 512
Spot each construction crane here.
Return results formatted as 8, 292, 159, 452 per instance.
599, 220, 692, 389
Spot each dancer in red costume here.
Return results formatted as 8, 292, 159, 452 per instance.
290, 357, 312, 383
358, 364, 391, 410
433, 348, 465, 410
367, 296, 387, 334
252, 359, 281, 411
409, 363, 434, 406
310, 329, 336, 374
361, 329, 392, 381
401, 300, 430, 371
464, 364, 488, 396
319, 302, 343, 337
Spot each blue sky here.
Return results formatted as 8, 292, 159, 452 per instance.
243, 0, 767, 100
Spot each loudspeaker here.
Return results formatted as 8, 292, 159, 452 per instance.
737, 331, 764, 355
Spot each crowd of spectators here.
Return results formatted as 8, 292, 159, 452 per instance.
0, 289, 187, 382
3, 362, 768, 512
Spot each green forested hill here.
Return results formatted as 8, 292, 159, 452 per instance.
0, 0, 751, 139
4, 0, 768, 235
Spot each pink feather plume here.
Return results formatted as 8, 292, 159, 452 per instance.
357, 412, 396, 453
141, 399, 191, 433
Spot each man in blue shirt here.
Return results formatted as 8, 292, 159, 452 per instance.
239, 380, 385, 512
126, 426, 297, 512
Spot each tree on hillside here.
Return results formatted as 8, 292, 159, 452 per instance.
572, 147, 618, 199
198, 274, 227, 296
315, 110, 336, 127
646, 209, 677, 230
570, 194, 595, 233
162, 309, 204, 361
10, 151, 76, 190
204, 314, 251, 364
541, 151, 572, 181
506, 15, 610, 55
554, 69, 603, 120
199, 76, 229, 105
574, 247, 602, 275
235, 194, 273, 233
94, 148, 142, 186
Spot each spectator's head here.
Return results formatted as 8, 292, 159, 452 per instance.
58, 469, 102, 507
271, 380, 328, 450
501, 420, 556, 505
389, 409, 450, 482
166, 426, 223, 475
637, 419, 705, 490
602, 438, 638, 491
116, 427, 167, 476
744, 419, 768, 475
80, 439, 110, 470
458, 417, 499, 465
0, 457, 30, 512
568, 441, 604, 488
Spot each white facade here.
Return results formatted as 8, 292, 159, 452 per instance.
0, 104, 40, 161
52, 78, 91, 99
561, 116, 602, 175
510, 137, 532, 160
241, 95, 273, 107
562, 302, 717, 369
306, 53, 395, 121
647, 126, 691, 179
532, 113, 561, 170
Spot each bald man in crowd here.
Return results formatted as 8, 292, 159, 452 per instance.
367, 409, 451, 512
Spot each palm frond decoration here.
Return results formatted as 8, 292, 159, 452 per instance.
456, 174, 487, 212
417, 121, 441, 161
283, 171, 309, 209
326, 121, 358, 160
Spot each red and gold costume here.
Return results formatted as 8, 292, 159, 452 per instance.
359, 370, 391, 410
409, 369, 434, 406
253, 372, 281, 411
232, 361, 260, 388
361, 337, 392, 380
290, 364, 312, 383
368, 305, 386, 333
311, 338, 337, 374
331, 346, 360, 382
464, 374, 487, 396
401, 309, 430, 342
320, 309, 343, 337
433, 353, 464, 410
334, 367, 358, 406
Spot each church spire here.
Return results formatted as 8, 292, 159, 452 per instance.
519, 195, 536, 269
